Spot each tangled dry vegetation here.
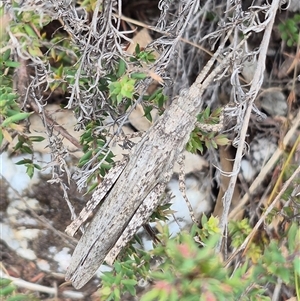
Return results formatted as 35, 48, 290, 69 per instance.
0, 0, 299, 300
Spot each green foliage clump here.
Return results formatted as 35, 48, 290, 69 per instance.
99, 218, 299, 301
187, 107, 229, 154
0, 88, 30, 146
278, 14, 300, 47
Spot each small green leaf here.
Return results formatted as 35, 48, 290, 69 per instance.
121, 279, 137, 286
15, 159, 32, 165
144, 106, 153, 122
201, 214, 208, 225
207, 139, 217, 149
99, 286, 112, 297
287, 223, 298, 251
33, 164, 42, 170
23, 24, 38, 38
117, 59, 126, 77
0, 285, 16, 296
147, 88, 161, 102
130, 72, 147, 80
2, 49, 11, 61
135, 43, 141, 54
141, 289, 161, 301
125, 284, 136, 296
86, 182, 98, 194
56, 64, 64, 78
281, 31, 288, 41
5, 109, 21, 117
276, 267, 290, 284
114, 287, 121, 300
21, 145, 33, 154
1, 112, 32, 127
27, 45, 43, 57
26, 164, 34, 178
78, 150, 93, 165
29, 136, 45, 142
0, 278, 11, 287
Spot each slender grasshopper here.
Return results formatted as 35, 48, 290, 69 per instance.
66, 97, 195, 288
65, 38, 238, 289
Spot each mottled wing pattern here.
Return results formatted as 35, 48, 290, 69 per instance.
65, 159, 128, 236
65, 98, 196, 289
105, 181, 168, 265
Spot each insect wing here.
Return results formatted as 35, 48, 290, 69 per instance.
105, 182, 166, 265
65, 159, 127, 236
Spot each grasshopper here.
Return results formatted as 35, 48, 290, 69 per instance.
65, 38, 237, 289
65, 97, 196, 288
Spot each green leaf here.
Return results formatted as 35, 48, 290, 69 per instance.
2, 49, 11, 61
287, 223, 298, 251
21, 145, 33, 154
276, 267, 290, 284
281, 31, 288, 41
130, 72, 147, 80
0, 278, 11, 287
201, 214, 208, 225
99, 286, 112, 297
123, 282, 136, 296
78, 150, 93, 166
0, 285, 16, 296
209, 139, 218, 149
114, 261, 122, 273
141, 289, 160, 301
117, 59, 126, 77
121, 279, 137, 286
23, 24, 38, 38
144, 106, 153, 122
26, 164, 34, 178
28, 45, 43, 57
15, 159, 32, 165
114, 287, 121, 300
287, 39, 294, 47
33, 164, 42, 170
101, 272, 115, 284
5, 109, 21, 117
86, 182, 98, 194
1, 112, 32, 127
294, 257, 300, 276
29, 136, 45, 142
135, 43, 141, 54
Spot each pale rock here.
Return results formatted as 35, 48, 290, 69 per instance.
258, 89, 287, 116
36, 259, 51, 272
53, 248, 72, 272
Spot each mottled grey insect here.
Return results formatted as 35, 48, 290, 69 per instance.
66, 96, 196, 289
65, 42, 233, 289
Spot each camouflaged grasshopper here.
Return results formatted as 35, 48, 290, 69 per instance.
65, 40, 236, 289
